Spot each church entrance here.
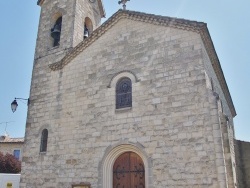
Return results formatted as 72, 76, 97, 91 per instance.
113, 152, 145, 188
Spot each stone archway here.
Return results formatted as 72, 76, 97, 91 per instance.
98, 143, 153, 188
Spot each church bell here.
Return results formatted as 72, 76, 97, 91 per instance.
84, 25, 89, 39
51, 24, 61, 40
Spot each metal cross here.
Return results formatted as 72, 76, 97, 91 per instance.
118, 0, 130, 10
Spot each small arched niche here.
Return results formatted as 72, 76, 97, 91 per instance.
40, 129, 48, 152
83, 17, 93, 39
50, 13, 62, 47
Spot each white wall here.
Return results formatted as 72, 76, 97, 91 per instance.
0, 174, 20, 188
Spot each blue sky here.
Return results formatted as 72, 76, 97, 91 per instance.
0, 0, 249, 141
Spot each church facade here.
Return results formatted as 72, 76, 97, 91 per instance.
20, 0, 238, 187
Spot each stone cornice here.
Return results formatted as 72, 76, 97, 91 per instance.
37, 0, 105, 18
48, 9, 236, 117
49, 10, 205, 71
37, 0, 44, 6
200, 27, 236, 117
98, 0, 106, 18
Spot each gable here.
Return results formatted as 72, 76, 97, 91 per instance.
49, 10, 206, 71
48, 9, 236, 117
64, 17, 201, 71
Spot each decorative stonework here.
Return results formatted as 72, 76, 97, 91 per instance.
108, 70, 139, 88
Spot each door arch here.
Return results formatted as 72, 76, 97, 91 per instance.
99, 143, 153, 188
113, 152, 145, 188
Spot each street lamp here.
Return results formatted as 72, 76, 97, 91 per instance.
11, 98, 30, 113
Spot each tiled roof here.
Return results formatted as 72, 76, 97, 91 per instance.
0, 136, 24, 143
48, 9, 236, 117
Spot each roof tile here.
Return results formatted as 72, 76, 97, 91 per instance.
0, 136, 24, 143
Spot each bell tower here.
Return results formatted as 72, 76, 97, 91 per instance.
35, 0, 105, 59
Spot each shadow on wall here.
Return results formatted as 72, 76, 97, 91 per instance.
235, 140, 250, 188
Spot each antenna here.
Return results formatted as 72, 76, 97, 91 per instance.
0, 121, 15, 136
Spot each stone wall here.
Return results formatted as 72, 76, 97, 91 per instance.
202, 40, 237, 187
35, 0, 102, 59
235, 140, 250, 188
20, 16, 237, 188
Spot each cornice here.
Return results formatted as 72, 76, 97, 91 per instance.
98, 0, 106, 18
49, 10, 205, 71
37, 0, 105, 18
200, 26, 236, 117
48, 9, 236, 117
37, 0, 45, 6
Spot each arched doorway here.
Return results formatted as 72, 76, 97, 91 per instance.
113, 152, 145, 188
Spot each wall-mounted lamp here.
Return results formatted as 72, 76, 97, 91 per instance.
11, 98, 30, 113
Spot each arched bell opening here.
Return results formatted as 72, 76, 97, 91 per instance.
51, 16, 62, 47
84, 17, 93, 39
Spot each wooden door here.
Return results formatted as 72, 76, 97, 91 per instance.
113, 152, 145, 188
